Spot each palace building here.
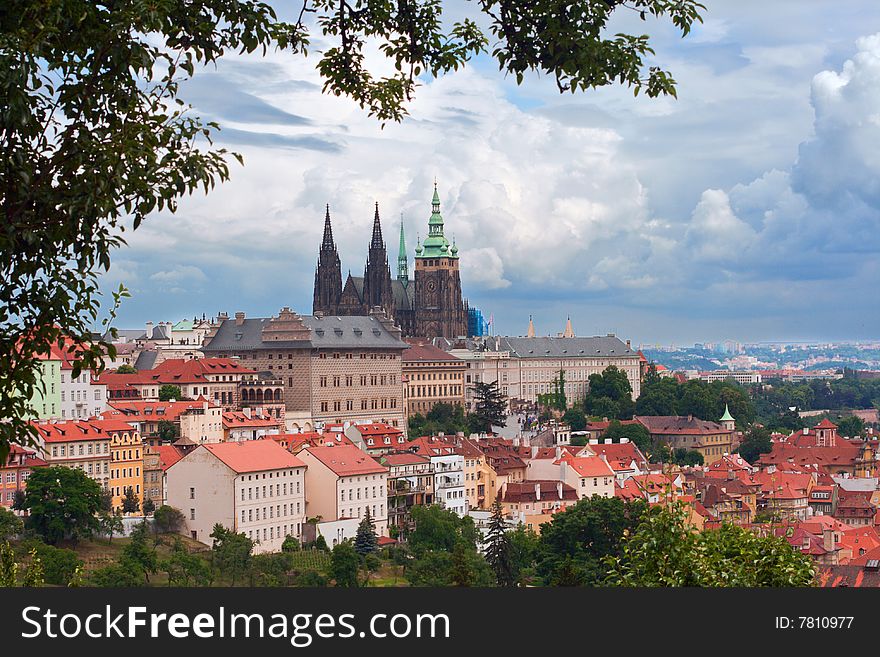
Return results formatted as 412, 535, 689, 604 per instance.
313, 184, 469, 339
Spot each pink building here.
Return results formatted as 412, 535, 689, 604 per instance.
166, 440, 306, 553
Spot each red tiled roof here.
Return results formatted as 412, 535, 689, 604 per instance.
197, 440, 305, 473
501, 480, 578, 503
303, 445, 386, 476
154, 445, 184, 471
33, 418, 136, 443
402, 341, 462, 363
814, 418, 838, 429
560, 455, 614, 477
352, 422, 403, 437
222, 411, 280, 428
104, 399, 218, 423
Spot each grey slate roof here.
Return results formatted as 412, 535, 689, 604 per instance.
303, 315, 407, 349
497, 335, 637, 358
134, 350, 159, 371
203, 315, 407, 352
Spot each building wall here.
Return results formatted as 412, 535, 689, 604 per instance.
166, 448, 235, 546
298, 450, 389, 536
109, 428, 144, 513
32, 358, 62, 419
311, 349, 406, 431
433, 454, 466, 516
233, 465, 307, 553
42, 439, 111, 489
60, 370, 105, 419
180, 406, 224, 443
455, 350, 642, 409
403, 359, 466, 417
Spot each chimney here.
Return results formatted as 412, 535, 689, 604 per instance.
620, 437, 629, 444
146, 321, 153, 338
803, 427, 809, 435
626, 339, 631, 348
243, 407, 251, 419
235, 311, 246, 326
534, 482, 541, 501
557, 481, 563, 499
555, 445, 562, 459
823, 528, 835, 552
688, 414, 693, 422
604, 438, 612, 445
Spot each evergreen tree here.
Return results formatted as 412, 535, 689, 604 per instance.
121, 486, 140, 514
142, 497, 156, 515
99, 487, 114, 513
472, 381, 507, 431
354, 507, 379, 556
484, 499, 515, 586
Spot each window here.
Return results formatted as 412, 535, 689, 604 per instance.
190, 487, 195, 499
190, 508, 196, 520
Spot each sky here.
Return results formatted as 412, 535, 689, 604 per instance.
99, 0, 880, 345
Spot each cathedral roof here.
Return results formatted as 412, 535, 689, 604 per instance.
345, 276, 412, 311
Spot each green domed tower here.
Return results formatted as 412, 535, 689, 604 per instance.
413, 183, 468, 338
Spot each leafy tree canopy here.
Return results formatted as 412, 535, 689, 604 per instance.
0, 0, 705, 463
22, 466, 102, 544
606, 502, 815, 586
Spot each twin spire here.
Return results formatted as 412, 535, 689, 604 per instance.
525, 315, 576, 338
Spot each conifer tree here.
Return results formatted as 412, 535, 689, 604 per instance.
122, 486, 141, 514
355, 507, 379, 556
484, 499, 515, 586
472, 381, 508, 431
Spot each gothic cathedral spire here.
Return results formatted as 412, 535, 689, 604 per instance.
313, 204, 342, 315
363, 202, 395, 319
397, 215, 409, 287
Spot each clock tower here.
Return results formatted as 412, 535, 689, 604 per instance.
413, 183, 468, 338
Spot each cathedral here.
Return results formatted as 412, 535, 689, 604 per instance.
312, 184, 469, 338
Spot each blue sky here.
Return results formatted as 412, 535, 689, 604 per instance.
99, 1, 880, 344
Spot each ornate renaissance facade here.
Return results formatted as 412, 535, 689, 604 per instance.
313, 184, 468, 339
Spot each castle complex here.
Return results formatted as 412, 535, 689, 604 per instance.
312, 184, 468, 339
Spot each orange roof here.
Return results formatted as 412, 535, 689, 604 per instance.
352, 422, 403, 436
814, 418, 838, 429
303, 445, 386, 476
197, 440, 305, 473
561, 455, 614, 477
34, 418, 136, 443
154, 445, 184, 471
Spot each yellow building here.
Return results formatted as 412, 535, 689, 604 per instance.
105, 418, 144, 513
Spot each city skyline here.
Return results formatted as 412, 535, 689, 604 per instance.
96, 0, 880, 344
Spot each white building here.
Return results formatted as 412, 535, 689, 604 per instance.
450, 333, 641, 409
432, 453, 467, 517
166, 440, 307, 554
298, 445, 389, 536
60, 367, 106, 419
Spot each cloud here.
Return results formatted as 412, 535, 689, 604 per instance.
98, 10, 880, 343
